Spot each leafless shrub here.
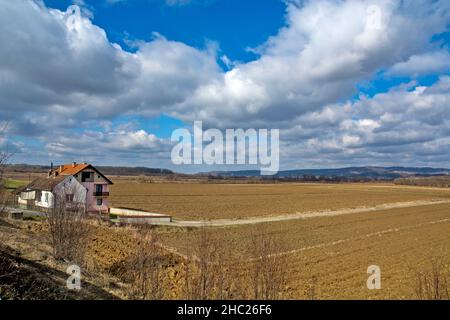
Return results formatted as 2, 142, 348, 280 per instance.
126, 228, 165, 300
415, 259, 449, 300
0, 123, 13, 212
395, 176, 450, 188
183, 227, 236, 299
248, 227, 287, 300
137, 175, 153, 184
47, 190, 90, 265
183, 228, 216, 299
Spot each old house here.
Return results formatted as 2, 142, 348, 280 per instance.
49, 163, 113, 214
16, 175, 86, 211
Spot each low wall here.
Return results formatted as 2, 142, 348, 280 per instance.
110, 207, 172, 224
116, 215, 172, 224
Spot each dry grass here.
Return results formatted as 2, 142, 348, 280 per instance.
0, 218, 120, 299
414, 259, 449, 300
110, 181, 450, 220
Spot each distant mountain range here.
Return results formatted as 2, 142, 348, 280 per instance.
7, 164, 450, 180
6, 164, 173, 176
204, 166, 450, 180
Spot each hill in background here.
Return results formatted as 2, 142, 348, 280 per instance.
5, 164, 173, 176
5, 164, 450, 182
204, 166, 450, 181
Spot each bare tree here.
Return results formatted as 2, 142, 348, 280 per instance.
0, 123, 13, 212
248, 227, 287, 300
47, 185, 90, 265
183, 227, 235, 299
184, 227, 215, 299
127, 228, 165, 300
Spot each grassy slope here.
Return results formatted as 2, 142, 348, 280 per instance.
3, 179, 27, 190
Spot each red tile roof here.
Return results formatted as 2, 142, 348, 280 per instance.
51, 163, 113, 184
52, 163, 90, 176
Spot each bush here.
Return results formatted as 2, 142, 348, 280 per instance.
126, 228, 165, 300
47, 197, 90, 265
183, 228, 237, 299
248, 228, 287, 300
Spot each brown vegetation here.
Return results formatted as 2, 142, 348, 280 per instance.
183, 228, 226, 299
248, 228, 287, 299
47, 195, 90, 265
0, 218, 119, 300
395, 176, 450, 188
415, 259, 449, 300
125, 228, 166, 300
0, 123, 11, 211
0, 245, 78, 300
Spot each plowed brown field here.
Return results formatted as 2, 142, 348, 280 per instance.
110, 181, 450, 220
159, 202, 450, 299
3, 181, 449, 299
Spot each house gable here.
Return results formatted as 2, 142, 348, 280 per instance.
51, 163, 113, 185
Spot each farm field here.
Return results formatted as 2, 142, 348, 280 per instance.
159, 202, 450, 299
109, 181, 450, 220
2, 180, 450, 299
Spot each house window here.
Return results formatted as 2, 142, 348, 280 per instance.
96, 198, 103, 206
66, 194, 74, 202
81, 172, 93, 182
45, 193, 49, 203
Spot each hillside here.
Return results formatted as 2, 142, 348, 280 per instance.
6, 164, 173, 176
206, 166, 450, 181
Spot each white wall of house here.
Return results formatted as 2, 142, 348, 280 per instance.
18, 191, 35, 204
23, 176, 87, 210
35, 191, 54, 209
53, 176, 87, 208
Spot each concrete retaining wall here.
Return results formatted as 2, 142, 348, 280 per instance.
110, 207, 172, 224
117, 215, 172, 224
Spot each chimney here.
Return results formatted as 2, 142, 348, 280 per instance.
72, 161, 77, 168
59, 165, 63, 173
48, 162, 53, 177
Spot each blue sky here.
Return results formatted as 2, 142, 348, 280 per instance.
0, 0, 449, 171
44, 0, 286, 64
43, 0, 287, 140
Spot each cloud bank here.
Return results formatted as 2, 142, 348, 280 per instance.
0, 0, 449, 169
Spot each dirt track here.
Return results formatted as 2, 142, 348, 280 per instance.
166, 199, 450, 227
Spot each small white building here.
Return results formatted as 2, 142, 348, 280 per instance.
16, 175, 87, 211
